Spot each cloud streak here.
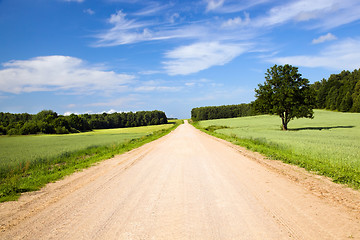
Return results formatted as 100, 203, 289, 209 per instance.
269, 38, 360, 70
63, 0, 84, 2
163, 42, 250, 75
254, 0, 360, 29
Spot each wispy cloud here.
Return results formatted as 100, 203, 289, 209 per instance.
133, 80, 183, 92
0, 56, 134, 94
93, 10, 148, 46
87, 96, 139, 107
205, 0, 225, 12
269, 38, 360, 70
84, 8, 95, 15
205, 0, 271, 13
94, 0, 360, 48
221, 12, 250, 28
63, 0, 84, 2
163, 42, 250, 75
254, 0, 360, 29
133, 2, 171, 16
312, 33, 337, 44
138, 70, 162, 75
93, 10, 208, 46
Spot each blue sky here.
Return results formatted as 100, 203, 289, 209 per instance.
0, 0, 359, 118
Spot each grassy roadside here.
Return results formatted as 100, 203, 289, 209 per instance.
191, 111, 360, 189
0, 120, 182, 202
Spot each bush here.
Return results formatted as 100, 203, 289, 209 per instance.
55, 126, 70, 134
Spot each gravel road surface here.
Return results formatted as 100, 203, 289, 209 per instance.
1, 121, 359, 239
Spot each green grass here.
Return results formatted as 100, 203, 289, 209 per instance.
0, 124, 174, 169
193, 110, 360, 189
0, 121, 181, 202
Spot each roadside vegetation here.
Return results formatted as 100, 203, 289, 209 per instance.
0, 120, 182, 202
192, 110, 360, 189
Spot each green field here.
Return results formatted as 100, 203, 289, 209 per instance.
0, 124, 174, 169
195, 110, 360, 188
0, 121, 180, 202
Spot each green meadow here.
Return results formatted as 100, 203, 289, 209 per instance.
0, 121, 180, 202
0, 124, 173, 169
194, 110, 360, 188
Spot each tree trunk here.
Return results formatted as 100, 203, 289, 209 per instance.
281, 112, 288, 131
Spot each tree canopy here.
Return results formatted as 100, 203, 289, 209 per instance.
254, 64, 315, 130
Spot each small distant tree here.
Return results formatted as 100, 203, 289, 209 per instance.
254, 64, 315, 130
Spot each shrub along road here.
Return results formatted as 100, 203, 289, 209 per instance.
0, 121, 359, 239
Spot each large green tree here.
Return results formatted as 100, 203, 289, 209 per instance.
254, 64, 315, 130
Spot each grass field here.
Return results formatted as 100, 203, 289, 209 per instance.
0, 124, 174, 170
194, 110, 360, 188
0, 121, 181, 202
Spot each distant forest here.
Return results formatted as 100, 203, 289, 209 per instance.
191, 104, 255, 121
312, 68, 360, 112
0, 110, 168, 135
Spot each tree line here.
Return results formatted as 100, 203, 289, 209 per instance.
0, 110, 168, 135
312, 68, 360, 112
191, 103, 255, 121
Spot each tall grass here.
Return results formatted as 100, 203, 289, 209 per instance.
193, 110, 360, 188
0, 121, 181, 202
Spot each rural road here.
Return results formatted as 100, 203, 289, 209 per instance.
1, 121, 360, 239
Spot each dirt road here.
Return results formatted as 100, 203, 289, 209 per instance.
1, 121, 360, 239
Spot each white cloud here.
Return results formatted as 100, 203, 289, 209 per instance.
87, 96, 140, 108
93, 10, 208, 46
84, 8, 95, 15
221, 13, 250, 28
134, 86, 182, 92
0, 55, 134, 94
63, 0, 84, 2
205, 0, 225, 12
105, 109, 117, 114
133, 2, 171, 16
206, 0, 271, 13
169, 13, 180, 24
269, 38, 360, 70
254, 0, 360, 29
163, 42, 250, 75
133, 80, 183, 92
255, 0, 333, 27
138, 70, 162, 75
94, 10, 160, 46
312, 33, 337, 44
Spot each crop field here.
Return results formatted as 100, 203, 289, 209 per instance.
0, 123, 174, 169
0, 121, 180, 201
195, 110, 360, 188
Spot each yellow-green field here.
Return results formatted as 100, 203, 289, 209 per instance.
194, 110, 360, 188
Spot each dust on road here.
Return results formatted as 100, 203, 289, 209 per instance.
1, 121, 359, 239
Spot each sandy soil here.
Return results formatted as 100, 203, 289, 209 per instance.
0, 121, 359, 239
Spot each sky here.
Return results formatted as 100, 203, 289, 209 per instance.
0, 0, 359, 119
